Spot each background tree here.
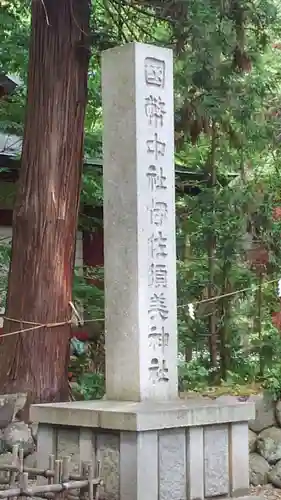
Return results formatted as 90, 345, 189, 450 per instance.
0, 0, 90, 403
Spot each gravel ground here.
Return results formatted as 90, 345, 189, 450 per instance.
250, 484, 281, 500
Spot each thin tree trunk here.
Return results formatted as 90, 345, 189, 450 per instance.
254, 272, 264, 377
219, 262, 232, 380
184, 233, 193, 362
207, 123, 218, 369
208, 240, 217, 367
0, 0, 90, 403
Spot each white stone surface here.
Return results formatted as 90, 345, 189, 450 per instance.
119, 432, 138, 500
204, 425, 229, 497
102, 42, 177, 401
35, 419, 258, 500
159, 429, 186, 500
136, 431, 158, 500
57, 427, 80, 473
230, 423, 250, 495
31, 398, 255, 431
96, 432, 120, 500
36, 424, 56, 485
119, 431, 158, 500
79, 428, 94, 463
187, 427, 204, 500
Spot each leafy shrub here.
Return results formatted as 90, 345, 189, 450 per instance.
178, 358, 209, 391
76, 372, 105, 400
263, 364, 281, 401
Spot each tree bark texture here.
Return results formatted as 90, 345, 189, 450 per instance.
0, 0, 90, 403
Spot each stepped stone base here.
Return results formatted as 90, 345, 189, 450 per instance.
31, 398, 255, 500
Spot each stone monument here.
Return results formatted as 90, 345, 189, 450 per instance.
31, 42, 256, 500
102, 42, 177, 402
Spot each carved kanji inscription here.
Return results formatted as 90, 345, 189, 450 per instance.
144, 57, 165, 88
145, 95, 166, 127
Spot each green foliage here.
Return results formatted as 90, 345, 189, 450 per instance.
178, 358, 210, 391
172, 0, 281, 387
263, 365, 281, 400
73, 267, 104, 322
76, 372, 105, 400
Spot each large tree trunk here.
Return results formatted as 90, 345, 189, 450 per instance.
0, 0, 90, 403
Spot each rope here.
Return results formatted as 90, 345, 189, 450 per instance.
0, 320, 72, 339
179, 277, 280, 308
0, 276, 279, 340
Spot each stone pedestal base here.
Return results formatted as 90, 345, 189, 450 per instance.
31, 398, 255, 500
